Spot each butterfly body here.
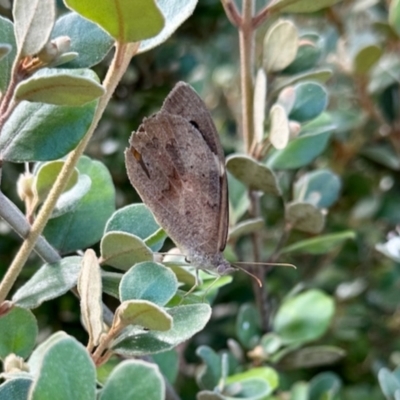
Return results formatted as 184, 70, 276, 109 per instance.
125, 82, 234, 276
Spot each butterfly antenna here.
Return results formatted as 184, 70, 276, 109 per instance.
232, 264, 263, 287
234, 261, 297, 269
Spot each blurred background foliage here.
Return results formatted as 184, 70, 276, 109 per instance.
2, 0, 400, 399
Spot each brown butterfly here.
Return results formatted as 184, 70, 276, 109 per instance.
125, 82, 234, 276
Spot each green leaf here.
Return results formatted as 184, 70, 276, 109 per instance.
229, 218, 264, 241
267, 0, 343, 13
360, 143, 400, 171
43, 156, 115, 254
28, 331, 68, 374
353, 44, 382, 75
105, 204, 166, 252
0, 16, 17, 92
293, 169, 341, 209
33, 161, 78, 206
281, 231, 356, 255
0, 43, 11, 60
379, 368, 400, 399
236, 303, 261, 350
152, 350, 178, 385
52, 12, 114, 68
12, 257, 82, 308
260, 333, 282, 355
64, 0, 164, 43
196, 346, 222, 390
120, 262, 178, 306
277, 345, 346, 369
197, 392, 225, 400
15, 68, 104, 106
267, 115, 334, 169
78, 249, 104, 347
283, 33, 321, 74
225, 367, 279, 398
289, 82, 328, 122
226, 155, 281, 195
309, 372, 341, 400
0, 307, 38, 359
112, 304, 211, 356
285, 202, 325, 234
114, 300, 172, 332
29, 336, 96, 400
273, 68, 333, 94
389, 0, 400, 36
0, 100, 96, 162
0, 379, 32, 400
263, 19, 298, 72
289, 382, 309, 400
269, 104, 290, 150
100, 360, 165, 400
273, 289, 335, 345
100, 232, 153, 271
102, 271, 123, 299
50, 174, 92, 219
138, 0, 198, 54
13, 0, 55, 56
227, 172, 249, 224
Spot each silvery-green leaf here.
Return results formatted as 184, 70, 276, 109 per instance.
100, 360, 165, 400
100, 232, 153, 271
253, 68, 267, 143
78, 249, 104, 347
12, 256, 82, 308
0, 378, 32, 399
52, 12, 114, 69
0, 16, 17, 92
229, 218, 264, 240
285, 201, 325, 233
13, 0, 55, 56
51, 174, 92, 219
33, 161, 78, 206
139, 0, 198, 54
0, 43, 11, 60
263, 19, 298, 72
226, 155, 281, 195
15, 68, 104, 106
28, 336, 96, 400
112, 304, 211, 356
119, 262, 178, 306
269, 104, 290, 150
267, 0, 343, 13
113, 300, 172, 332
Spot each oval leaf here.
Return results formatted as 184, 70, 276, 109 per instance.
120, 262, 178, 306
105, 204, 166, 252
285, 202, 325, 233
29, 336, 96, 400
253, 68, 267, 143
15, 69, 104, 106
114, 300, 173, 332
273, 290, 335, 345
52, 12, 114, 69
13, 0, 55, 56
269, 104, 290, 150
12, 256, 82, 308
64, 0, 164, 43
0, 307, 38, 359
101, 232, 153, 271
226, 155, 281, 195
138, 0, 198, 54
100, 360, 164, 400
289, 82, 328, 122
112, 304, 211, 356
263, 19, 298, 72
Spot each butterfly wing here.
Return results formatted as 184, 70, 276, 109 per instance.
160, 82, 229, 253
125, 111, 226, 266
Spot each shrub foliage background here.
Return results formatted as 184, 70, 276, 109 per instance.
0, 0, 400, 399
